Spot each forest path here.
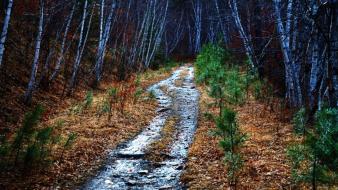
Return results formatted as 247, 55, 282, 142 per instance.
82, 65, 200, 189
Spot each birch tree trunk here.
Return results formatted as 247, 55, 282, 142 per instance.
214, 0, 228, 44
49, 2, 76, 82
273, 0, 302, 107
146, 0, 168, 67
228, 0, 257, 69
191, 0, 202, 54
23, 0, 44, 104
94, 0, 116, 85
0, 0, 14, 68
68, 0, 89, 92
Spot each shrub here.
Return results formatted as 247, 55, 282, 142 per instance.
12, 105, 44, 164
70, 90, 94, 114
133, 87, 143, 103
252, 80, 263, 100
292, 107, 307, 135
97, 88, 118, 122
59, 132, 77, 161
2, 105, 76, 171
287, 107, 338, 189
163, 60, 178, 72
83, 90, 94, 108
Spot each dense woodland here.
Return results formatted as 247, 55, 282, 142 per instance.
0, 0, 337, 189
0, 0, 337, 108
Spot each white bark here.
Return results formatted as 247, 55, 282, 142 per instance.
228, 0, 257, 69
0, 0, 14, 67
49, 2, 76, 82
273, 0, 302, 106
214, 0, 228, 44
191, 0, 202, 53
94, 0, 116, 83
69, 0, 89, 91
146, 0, 168, 67
24, 0, 44, 104
285, 0, 293, 45
164, 12, 184, 57
135, 0, 168, 68
99, 0, 105, 45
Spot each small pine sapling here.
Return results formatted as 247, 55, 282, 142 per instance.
12, 105, 44, 165
133, 74, 143, 104
224, 68, 245, 104
133, 87, 143, 104
70, 90, 94, 114
24, 143, 39, 169
213, 108, 246, 189
35, 127, 53, 162
107, 88, 118, 122
287, 107, 337, 189
83, 90, 94, 109
292, 107, 307, 135
59, 133, 77, 162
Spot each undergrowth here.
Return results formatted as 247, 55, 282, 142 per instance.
288, 107, 338, 189
195, 43, 249, 189
0, 105, 77, 172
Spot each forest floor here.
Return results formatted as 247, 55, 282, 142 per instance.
1, 64, 301, 189
181, 84, 295, 189
0, 66, 176, 189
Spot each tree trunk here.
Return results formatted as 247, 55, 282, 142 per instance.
49, 2, 76, 83
68, 0, 89, 93
0, 0, 14, 68
94, 0, 116, 85
24, 0, 44, 104
273, 0, 302, 107
228, 0, 257, 69
191, 0, 202, 54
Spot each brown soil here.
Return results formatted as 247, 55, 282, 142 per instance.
0, 67, 175, 189
181, 84, 295, 190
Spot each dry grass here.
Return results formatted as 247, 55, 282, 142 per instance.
181, 84, 295, 190
181, 84, 227, 189
0, 67, 176, 189
174, 70, 189, 87
145, 116, 179, 163
236, 98, 294, 189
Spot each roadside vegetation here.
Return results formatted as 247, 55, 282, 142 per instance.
0, 63, 178, 189
193, 43, 249, 189
183, 44, 338, 189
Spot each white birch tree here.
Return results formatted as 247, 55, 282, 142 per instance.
0, 0, 14, 68
228, 0, 257, 69
24, 0, 44, 104
94, 0, 116, 84
49, 2, 76, 82
273, 0, 302, 106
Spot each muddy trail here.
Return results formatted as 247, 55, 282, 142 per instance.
82, 66, 200, 189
